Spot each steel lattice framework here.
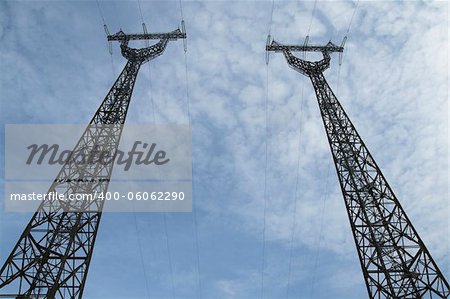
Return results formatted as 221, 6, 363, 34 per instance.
0, 28, 186, 299
267, 39, 450, 298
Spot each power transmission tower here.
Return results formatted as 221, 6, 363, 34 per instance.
266, 38, 450, 298
0, 27, 186, 298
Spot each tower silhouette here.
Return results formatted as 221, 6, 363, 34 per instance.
267, 37, 450, 299
0, 27, 186, 299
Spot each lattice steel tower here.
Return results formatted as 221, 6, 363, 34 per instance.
266, 38, 450, 298
0, 27, 186, 298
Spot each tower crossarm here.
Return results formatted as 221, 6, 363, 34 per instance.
107, 28, 186, 42
269, 38, 450, 299
266, 40, 343, 53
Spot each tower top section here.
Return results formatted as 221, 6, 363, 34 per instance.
106, 24, 187, 64
266, 36, 345, 76
266, 40, 343, 53
107, 28, 186, 44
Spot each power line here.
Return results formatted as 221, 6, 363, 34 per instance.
178, 9, 203, 299
268, 0, 275, 35
191, 200, 203, 299
307, 0, 318, 37
163, 213, 176, 299
128, 4, 155, 298
261, 2, 275, 297
346, 0, 360, 35
175, 1, 202, 297
307, 9, 361, 291
337, 0, 360, 93
98, 2, 116, 80
131, 3, 177, 298
285, 1, 321, 295
109, 54, 116, 78
137, 0, 145, 24
183, 41, 191, 125
184, 47, 203, 299
341, 1, 360, 57
132, 0, 156, 123
178, 0, 184, 21
260, 62, 270, 299
94, 1, 116, 80
133, 206, 152, 299
95, 0, 106, 26
309, 159, 331, 298
145, 63, 157, 123
285, 73, 306, 299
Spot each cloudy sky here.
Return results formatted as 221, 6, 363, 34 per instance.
0, 1, 448, 298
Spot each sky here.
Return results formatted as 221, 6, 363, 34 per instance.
0, 1, 449, 299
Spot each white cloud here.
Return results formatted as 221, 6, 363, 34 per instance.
0, 1, 448, 298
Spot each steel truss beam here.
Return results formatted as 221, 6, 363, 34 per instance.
268, 39, 450, 299
0, 29, 185, 299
